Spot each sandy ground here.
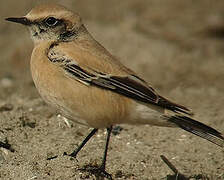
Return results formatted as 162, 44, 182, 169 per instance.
0, 0, 224, 179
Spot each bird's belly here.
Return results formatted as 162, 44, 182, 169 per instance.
31, 59, 132, 128
33, 73, 89, 126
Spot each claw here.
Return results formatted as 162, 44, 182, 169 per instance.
63, 151, 79, 162
79, 164, 112, 180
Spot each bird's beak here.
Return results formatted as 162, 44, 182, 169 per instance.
5, 17, 32, 26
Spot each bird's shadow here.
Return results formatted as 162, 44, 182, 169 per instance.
78, 164, 112, 180
164, 173, 188, 180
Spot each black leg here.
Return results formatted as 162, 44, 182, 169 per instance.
100, 126, 112, 170
66, 127, 113, 179
90, 126, 113, 179
78, 126, 113, 179
65, 128, 98, 158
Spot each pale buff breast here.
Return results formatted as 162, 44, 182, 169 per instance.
30, 42, 134, 128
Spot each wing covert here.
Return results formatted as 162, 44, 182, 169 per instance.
47, 44, 192, 115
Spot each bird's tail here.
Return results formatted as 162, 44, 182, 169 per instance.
165, 115, 224, 147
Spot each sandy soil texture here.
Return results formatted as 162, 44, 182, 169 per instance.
0, 0, 224, 179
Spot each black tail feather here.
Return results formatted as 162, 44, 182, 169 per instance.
168, 115, 224, 147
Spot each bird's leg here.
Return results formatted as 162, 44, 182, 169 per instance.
100, 126, 112, 171
90, 126, 113, 179
66, 127, 113, 179
64, 128, 98, 158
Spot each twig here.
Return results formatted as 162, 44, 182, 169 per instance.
160, 155, 188, 180
160, 155, 179, 174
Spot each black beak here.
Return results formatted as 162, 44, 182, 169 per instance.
5, 17, 32, 26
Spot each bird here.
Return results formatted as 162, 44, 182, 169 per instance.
5, 3, 224, 179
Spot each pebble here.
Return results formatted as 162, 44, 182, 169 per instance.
0, 78, 13, 88
0, 103, 13, 112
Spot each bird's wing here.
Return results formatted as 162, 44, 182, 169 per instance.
47, 43, 192, 115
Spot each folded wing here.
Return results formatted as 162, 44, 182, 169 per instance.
48, 46, 192, 115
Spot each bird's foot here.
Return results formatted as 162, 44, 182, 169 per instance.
63, 151, 78, 162
79, 164, 112, 180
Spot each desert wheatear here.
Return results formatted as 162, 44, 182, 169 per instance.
6, 4, 224, 179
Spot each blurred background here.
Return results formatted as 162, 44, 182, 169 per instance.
0, 0, 224, 179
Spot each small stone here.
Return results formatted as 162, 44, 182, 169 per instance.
112, 126, 123, 135
0, 78, 13, 88
0, 104, 13, 112
0, 151, 6, 163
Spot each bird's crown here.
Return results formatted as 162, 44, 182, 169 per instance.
26, 4, 82, 31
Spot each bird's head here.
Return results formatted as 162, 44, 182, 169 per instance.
6, 4, 83, 44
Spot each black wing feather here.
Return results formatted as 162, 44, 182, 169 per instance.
47, 49, 192, 115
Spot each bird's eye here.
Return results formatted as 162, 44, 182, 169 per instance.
45, 17, 58, 27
